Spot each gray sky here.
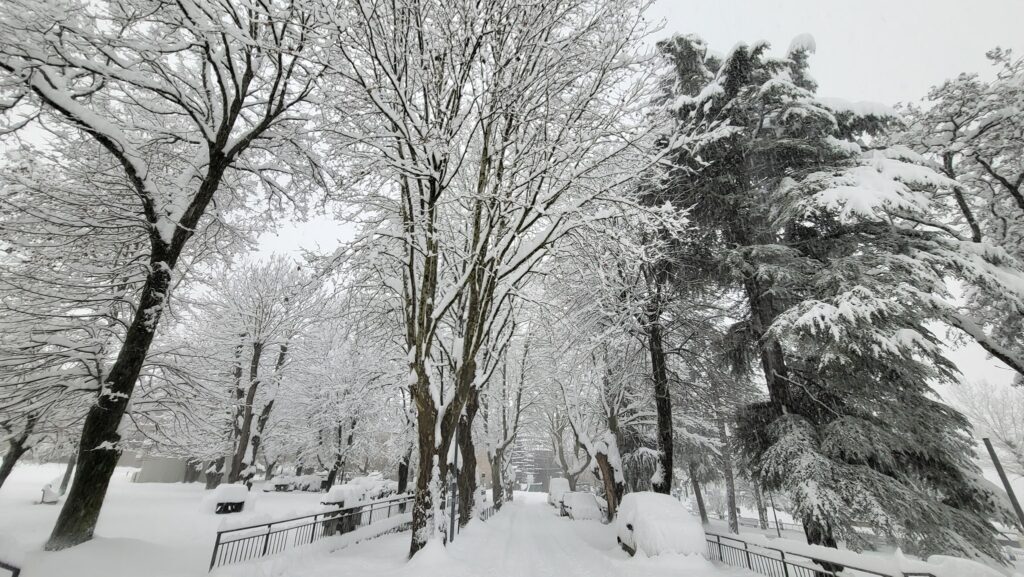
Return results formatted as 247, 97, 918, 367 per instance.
647, 0, 1024, 105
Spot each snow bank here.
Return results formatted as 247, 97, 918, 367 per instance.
616, 492, 704, 557
548, 478, 570, 507
560, 492, 603, 521
740, 533, 1008, 577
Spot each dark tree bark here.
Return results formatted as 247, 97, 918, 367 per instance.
718, 418, 739, 534
752, 481, 768, 530
205, 457, 225, 489
397, 448, 412, 494
47, 258, 177, 550
688, 460, 709, 524
457, 389, 480, 527
230, 342, 264, 484
0, 415, 37, 490
489, 448, 504, 509
325, 419, 355, 489
594, 451, 623, 519
59, 453, 76, 494
645, 298, 673, 494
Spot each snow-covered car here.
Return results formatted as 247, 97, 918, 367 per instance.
559, 491, 604, 521
616, 492, 705, 557
548, 477, 570, 508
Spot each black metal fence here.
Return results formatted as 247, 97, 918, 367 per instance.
705, 532, 936, 577
479, 503, 496, 521
209, 494, 413, 570
0, 559, 20, 577
709, 512, 803, 533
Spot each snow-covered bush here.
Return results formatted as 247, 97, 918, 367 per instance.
322, 473, 399, 507
548, 478, 570, 507
616, 492, 704, 557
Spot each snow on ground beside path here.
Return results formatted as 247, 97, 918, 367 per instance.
216, 491, 751, 577
0, 463, 336, 577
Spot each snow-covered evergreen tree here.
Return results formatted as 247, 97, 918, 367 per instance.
654, 33, 1017, 560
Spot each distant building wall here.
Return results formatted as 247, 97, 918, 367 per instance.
116, 453, 195, 483
135, 456, 189, 483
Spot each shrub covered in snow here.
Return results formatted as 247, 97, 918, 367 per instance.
322, 473, 399, 507
548, 478, 570, 507
616, 492, 704, 557
560, 491, 604, 521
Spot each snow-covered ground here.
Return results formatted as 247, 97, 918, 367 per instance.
0, 467, 745, 577
0, 463, 336, 577
5, 463, 1017, 577
216, 491, 750, 577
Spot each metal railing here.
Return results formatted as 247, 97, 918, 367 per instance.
209, 494, 413, 570
705, 531, 935, 577
709, 512, 803, 533
479, 503, 496, 521
0, 559, 20, 577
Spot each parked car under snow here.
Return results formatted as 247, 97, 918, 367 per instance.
548, 477, 570, 508
616, 492, 705, 557
559, 491, 605, 521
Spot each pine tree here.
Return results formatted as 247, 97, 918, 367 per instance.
653, 34, 1017, 560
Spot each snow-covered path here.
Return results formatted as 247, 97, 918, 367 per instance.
218, 492, 749, 577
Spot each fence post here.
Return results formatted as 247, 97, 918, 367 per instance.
209, 531, 223, 571
781, 550, 789, 577
716, 535, 723, 561
261, 524, 271, 557
310, 514, 319, 544
743, 541, 752, 569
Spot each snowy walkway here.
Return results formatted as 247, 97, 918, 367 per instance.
216, 492, 750, 577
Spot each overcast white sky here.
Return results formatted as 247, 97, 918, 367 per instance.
647, 0, 1024, 105
258, 0, 1020, 391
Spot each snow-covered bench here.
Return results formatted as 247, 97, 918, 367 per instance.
210, 484, 249, 514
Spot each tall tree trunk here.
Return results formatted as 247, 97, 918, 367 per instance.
205, 457, 225, 489
646, 301, 673, 494
718, 418, 739, 534
59, 452, 76, 495
325, 458, 343, 488
397, 447, 412, 494
595, 451, 622, 519
409, 367, 461, 557
0, 416, 37, 490
743, 279, 792, 414
325, 419, 355, 489
752, 481, 768, 530
457, 389, 479, 527
230, 342, 264, 483
688, 460, 708, 524
47, 260, 173, 550
489, 448, 504, 509
803, 515, 843, 573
